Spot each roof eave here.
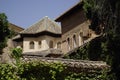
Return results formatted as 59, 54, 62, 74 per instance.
20, 31, 61, 37
12, 35, 23, 41
9, 23, 24, 30
55, 1, 83, 21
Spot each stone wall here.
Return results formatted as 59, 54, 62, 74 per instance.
1, 39, 14, 63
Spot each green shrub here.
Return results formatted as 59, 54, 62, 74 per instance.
11, 48, 22, 65
0, 64, 18, 80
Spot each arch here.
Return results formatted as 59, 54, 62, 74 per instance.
67, 38, 70, 50
73, 35, 77, 48
49, 40, 53, 48
79, 32, 83, 46
57, 42, 61, 49
30, 41, 34, 49
80, 32, 83, 37
38, 41, 42, 48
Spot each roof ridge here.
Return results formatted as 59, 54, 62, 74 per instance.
20, 18, 42, 34
44, 16, 48, 32
25, 16, 47, 30
45, 17, 61, 34
37, 16, 48, 33
20, 17, 47, 34
20, 16, 61, 35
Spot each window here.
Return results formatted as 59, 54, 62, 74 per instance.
38, 41, 42, 48
79, 32, 83, 45
57, 42, 61, 49
79, 33, 82, 46
80, 32, 83, 37
67, 38, 70, 50
49, 40, 53, 48
73, 35, 77, 48
30, 41, 34, 49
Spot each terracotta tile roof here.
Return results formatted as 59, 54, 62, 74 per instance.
22, 57, 109, 71
8, 23, 24, 32
20, 16, 61, 34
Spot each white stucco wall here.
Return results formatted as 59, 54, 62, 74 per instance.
23, 35, 61, 53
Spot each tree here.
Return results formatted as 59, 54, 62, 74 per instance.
83, 0, 120, 79
0, 13, 10, 54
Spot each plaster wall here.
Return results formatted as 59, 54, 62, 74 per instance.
23, 35, 61, 53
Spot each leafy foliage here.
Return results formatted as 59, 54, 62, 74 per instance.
8, 29, 16, 38
83, 0, 120, 79
11, 48, 22, 66
11, 48, 22, 59
0, 64, 18, 80
65, 0, 120, 79
0, 13, 10, 54
0, 61, 109, 80
64, 44, 89, 60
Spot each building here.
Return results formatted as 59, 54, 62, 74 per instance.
9, 23, 24, 34
13, 1, 97, 57
13, 17, 62, 57
4, 23, 24, 50
55, 1, 97, 53
6, 23, 24, 49
1, 23, 24, 63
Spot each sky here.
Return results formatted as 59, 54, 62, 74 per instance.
0, 0, 80, 29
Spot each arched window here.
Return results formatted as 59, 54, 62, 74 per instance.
49, 40, 53, 48
38, 41, 42, 48
30, 41, 34, 49
67, 38, 70, 50
73, 35, 77, 48
57, 42, 61, 49
79, 32, 83, 46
